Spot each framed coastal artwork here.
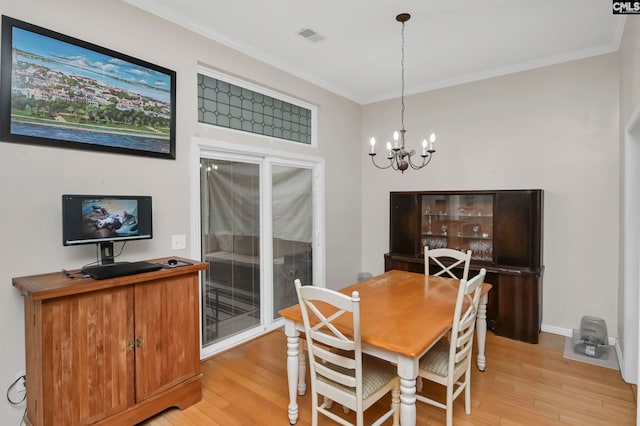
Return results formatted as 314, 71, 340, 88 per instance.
0, 16, 176, 159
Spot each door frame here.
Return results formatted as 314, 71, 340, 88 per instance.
621, 103, 640, 387
191, 136, 325, 358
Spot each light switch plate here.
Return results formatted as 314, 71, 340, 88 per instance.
171, 234, 186, 250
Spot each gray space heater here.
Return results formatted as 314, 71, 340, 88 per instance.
573, 316, 608, 358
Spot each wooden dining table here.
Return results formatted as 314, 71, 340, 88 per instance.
278, 269, 492, 426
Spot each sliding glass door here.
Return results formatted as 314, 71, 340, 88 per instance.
198, 145, 322, 354
200, 159, 261, 345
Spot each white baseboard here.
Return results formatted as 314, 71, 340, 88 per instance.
614, 338, 638, 384
540, 323, 572, 337
540, 323, 617, 346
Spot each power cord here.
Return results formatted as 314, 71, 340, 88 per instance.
6, 374, 26, 425
6, 375, 26, 405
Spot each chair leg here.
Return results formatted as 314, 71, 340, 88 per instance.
416, 376, 423, 392
392, 382, 400, 426
311, 394, 319, 426
446, 385, 454, 426
464, 367, 472, 414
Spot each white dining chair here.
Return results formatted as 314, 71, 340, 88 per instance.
415, 268, 487, 426
420, 247, 473, 394
294, 279, 400, 426
425, 247, 472, 281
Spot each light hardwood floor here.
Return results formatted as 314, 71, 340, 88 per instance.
141, 330, 637, 425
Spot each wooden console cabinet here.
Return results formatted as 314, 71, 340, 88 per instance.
12, 257, 208, 426
385, 190, 544, 343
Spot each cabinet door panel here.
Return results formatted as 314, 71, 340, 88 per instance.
494, 190, 543, 268
492, 272, 542, 343
134, 275, 200, 401
389, 193, 419, 256
41, 287, 134, 425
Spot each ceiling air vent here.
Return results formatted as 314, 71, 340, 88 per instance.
296, 28, 324, 43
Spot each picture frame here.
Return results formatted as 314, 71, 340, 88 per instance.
0, 16, 176, 159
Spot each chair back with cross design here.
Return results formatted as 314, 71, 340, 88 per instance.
425, 247, 472, 281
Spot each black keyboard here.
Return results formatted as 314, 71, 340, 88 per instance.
82, 261, 163, 280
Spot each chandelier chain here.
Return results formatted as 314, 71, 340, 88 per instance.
400, 19, 405, 135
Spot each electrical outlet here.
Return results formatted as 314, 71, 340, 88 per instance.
171, 234, 186, 250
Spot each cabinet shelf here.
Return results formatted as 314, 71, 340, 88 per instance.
424, 214, 493, 219
422, 232, 491, 240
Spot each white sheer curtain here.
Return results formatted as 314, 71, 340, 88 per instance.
202, 160, 259, 237
202, 160, 312, 242
272, 166, 312, 243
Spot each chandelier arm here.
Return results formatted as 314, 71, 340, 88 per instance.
369, 154, 396, 170
407, 151, 435, 170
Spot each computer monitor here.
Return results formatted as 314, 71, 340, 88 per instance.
62, 194, 153, 264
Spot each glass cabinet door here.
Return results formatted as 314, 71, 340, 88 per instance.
420, 193, 494, 261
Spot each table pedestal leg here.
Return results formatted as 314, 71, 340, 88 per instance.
285, 320, 300, 424
399, 377, 417, 425
476, 293, 488, 371
397, 356, 418, 426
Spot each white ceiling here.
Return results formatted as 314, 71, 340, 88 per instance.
124, 0, 626, 105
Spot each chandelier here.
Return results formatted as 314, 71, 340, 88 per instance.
368, 13, 436, 173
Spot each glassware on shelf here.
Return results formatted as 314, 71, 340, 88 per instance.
441, 224, 448, 236
425, 236, 447, 249
472, 225, 480, 236
469, 240, 493, 260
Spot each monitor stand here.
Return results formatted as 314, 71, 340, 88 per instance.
99, 242, 115, 265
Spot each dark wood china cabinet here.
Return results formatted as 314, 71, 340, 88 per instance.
384, 189, 544, 343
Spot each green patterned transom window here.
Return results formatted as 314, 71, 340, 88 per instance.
198, 74, 312, 144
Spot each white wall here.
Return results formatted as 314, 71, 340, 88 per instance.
361, 54, 620, 337
0, 0, 362, 422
